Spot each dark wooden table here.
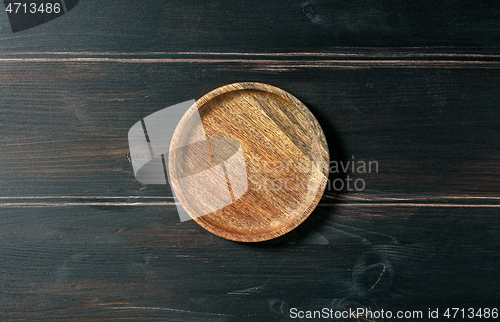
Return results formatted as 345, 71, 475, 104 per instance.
1, 1, 499, 320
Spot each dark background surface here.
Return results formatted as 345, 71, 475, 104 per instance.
0, 1, 499, 321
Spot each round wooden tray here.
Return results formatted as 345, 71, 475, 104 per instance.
169, 82, 329, 242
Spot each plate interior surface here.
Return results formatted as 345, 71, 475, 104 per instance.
169, 83, 329, 242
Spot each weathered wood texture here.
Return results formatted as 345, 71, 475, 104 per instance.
0, 0, 499, 320
1, 58, 498, 197
1, 0, 500, 50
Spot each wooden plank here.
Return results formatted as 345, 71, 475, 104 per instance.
0, 57, 498, 197
0, 0, 500, 52
0, 204, 498, 320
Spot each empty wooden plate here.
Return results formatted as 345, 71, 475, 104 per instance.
169, 82, 329, 242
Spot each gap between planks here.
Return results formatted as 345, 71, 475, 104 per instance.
0, 195, 498, 208
0, 51, 500, 68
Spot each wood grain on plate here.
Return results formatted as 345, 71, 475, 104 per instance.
169, 83, 329, 242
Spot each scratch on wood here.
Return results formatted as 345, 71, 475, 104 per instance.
112, 307, 229, 316
369, 265, 386, 291
227, 285, 267, 295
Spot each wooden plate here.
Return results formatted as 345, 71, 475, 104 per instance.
169, 82, 329, 242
